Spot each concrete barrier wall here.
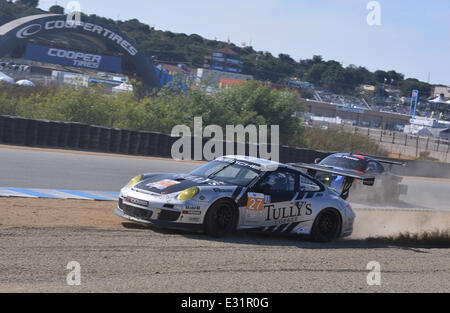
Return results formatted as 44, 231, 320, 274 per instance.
1, 115, 449, 178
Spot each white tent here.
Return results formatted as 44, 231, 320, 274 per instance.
112, 83, 133, 93
16, 79, 35, 87
0, 71, 14, 84
429, 94, 447, 104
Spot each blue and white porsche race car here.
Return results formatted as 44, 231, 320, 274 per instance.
115, 155, 375, 242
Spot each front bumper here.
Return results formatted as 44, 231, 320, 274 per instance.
115, 207, 204, 232
115, 187, 205, 232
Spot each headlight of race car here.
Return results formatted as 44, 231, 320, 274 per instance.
127, 174, 144, 187
177, 187, 200, 200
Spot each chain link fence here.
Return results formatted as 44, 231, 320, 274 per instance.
319, 123, 450, 162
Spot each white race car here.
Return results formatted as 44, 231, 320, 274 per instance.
115, 155, 375, 242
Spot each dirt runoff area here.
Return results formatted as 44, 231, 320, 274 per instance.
0, 198, 122, 228
0, 198, 449, 239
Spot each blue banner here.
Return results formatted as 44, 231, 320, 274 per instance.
25, 43, 122, 73
409, 89, 419, 117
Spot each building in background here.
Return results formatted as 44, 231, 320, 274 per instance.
219, 78, 247, 89
198, 47, 252, 86
197, 68, 253, 86
157, 63, 196, 79
204, 47, 244, 74
285, 80, 315, 90
432, 86, 450, 99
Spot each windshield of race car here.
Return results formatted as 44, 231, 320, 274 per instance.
190, 160, 261, 186
320, 154, 367, 172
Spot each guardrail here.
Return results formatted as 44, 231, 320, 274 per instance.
1, 115, 450, 178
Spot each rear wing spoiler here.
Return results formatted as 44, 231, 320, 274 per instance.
374, 158, 407, 167
288, 163, 376, 200
289, 163, 375, 186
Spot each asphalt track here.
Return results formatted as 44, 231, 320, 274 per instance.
0, 145, 199, 190
0, 145, 449, 211
0, 145, 449, 293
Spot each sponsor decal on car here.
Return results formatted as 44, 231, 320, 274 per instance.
246, 193, 265, 211
186, 217, 201, 222
183, 206, 202, 215
213, 188, 233, 193
146, 179, 180, 190
186, 206, 201, 210
265, 201, 312, 222
125, 196, 149, 207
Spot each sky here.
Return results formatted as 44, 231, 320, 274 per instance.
38, 0, 450, 85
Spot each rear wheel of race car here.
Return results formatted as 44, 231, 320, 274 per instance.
311, 208, 341, 242
204, 199, 237, 238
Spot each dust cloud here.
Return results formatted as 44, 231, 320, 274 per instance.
352, 210, 450, 239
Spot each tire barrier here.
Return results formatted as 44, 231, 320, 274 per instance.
1, 115, 16, 144
36, 119, 50, 146
128, 131, 141, 155
138, 131, 150, 156
67, 123, 80, 148
25, 118, 37, 146
146, 132, 159, 156
1, 115, 449, 178
57, 122, 71, 148
279, 146, 293, 164
48, 121, 61, 147
119, 129, 130, 154
78, 123, 90, 149
98, 127, 111, 152
0, 115, 4, 142
88, 126, 101, 150
14, 117, 28, 146
157, 133, 171, 157
109, 128, 121, 153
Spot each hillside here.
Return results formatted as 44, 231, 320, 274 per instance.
0, 0, 432, 97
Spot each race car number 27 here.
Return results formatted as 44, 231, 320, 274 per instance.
246, 193, 265, 211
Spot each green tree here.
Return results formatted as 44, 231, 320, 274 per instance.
304, 63, 327, 85
399, 79, 432, 98
321, 64, 348, 93
345, 65, 374, 86
49, 4, 64, 14
374, 70, 388, 84
15, 0, 38, 8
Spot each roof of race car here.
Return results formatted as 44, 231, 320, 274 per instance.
329, 153, 375, 163
329, 153, 406, 167
216, 155, 284, 171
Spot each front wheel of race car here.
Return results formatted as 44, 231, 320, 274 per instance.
204, 199, 237, 238
310, 208, 342, 242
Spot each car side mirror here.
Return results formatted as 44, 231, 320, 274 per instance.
314, 158, 321, 164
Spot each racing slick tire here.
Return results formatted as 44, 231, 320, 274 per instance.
310, 208, 341, 243
204, 199, 237, 238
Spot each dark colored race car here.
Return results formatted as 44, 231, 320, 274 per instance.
310, 153, 408, 203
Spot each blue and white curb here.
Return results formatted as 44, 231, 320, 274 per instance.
0, 188, 119, 201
